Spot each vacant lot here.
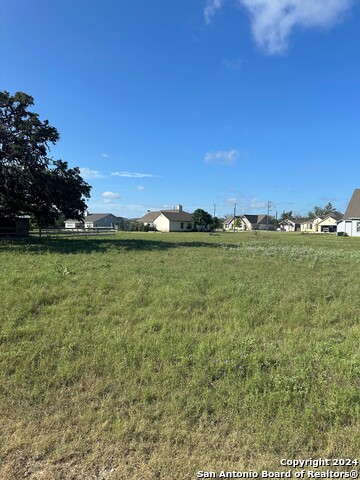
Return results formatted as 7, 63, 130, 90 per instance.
1, 232, 360, 479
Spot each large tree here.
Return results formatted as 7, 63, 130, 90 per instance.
0, 91, 91, 226
192, 208, 213, 231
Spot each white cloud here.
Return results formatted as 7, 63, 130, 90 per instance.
80, 167, 104, 179
102, 191, 120, 199
102, 153, 110, 158
111, 171, 155, 178
137, 185, 145, 191
204, 0, 225, 24
242, 0, 353, 54
205, 0, 353, 54
102, 191, 120, 204
204, 150, 240, 165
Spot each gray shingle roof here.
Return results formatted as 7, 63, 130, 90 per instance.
65, 214, 127, 223
343, 189, 360, 219
244, 214, 274, 225
301, 216, 323, 224
160, 211, 193, 222
138, 209, 192, 223
279, 219, 299, 226
224, 214, 274, 226
85, 214, 115, 222
223, 215, 235, 224
322, 212, 343, 221
138, 211, 161, 223
85, 213, 127, 222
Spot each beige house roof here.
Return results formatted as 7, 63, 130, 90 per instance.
343, 189, 360, 219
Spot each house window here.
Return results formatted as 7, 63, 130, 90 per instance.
307, 223, 312, 229
357, 222, 360, 232
180, 222, 184, 229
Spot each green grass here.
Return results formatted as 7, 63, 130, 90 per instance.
1, 231, 360, 478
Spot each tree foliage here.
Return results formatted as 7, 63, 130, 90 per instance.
212, 216, 222, 230
0, 91, 91, 225
307, 202, 337, 218
279, 210, 294, 223
192, 208, 213, 230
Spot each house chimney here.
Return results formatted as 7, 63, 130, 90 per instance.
177, 204, 183, 212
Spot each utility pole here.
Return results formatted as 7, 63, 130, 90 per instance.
233, 202, 237, 232
213, 204, 216, 218
267, 201, 271, 231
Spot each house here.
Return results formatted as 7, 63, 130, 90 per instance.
317, 212, 343, 233
301, 212, 343, 233
64, 219, 84, 229
0, 216, 30, 237
138, 205, 193, 232
223, 215, 239, 231
337, 189, 360, 236
223, 214, 275, 231
300, 216, 323, 233
65, 213, 127, 230
278, 219, 301, 232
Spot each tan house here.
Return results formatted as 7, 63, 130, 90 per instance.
317, 212, 343, 233
337, 189, 360, 236
301, 212, 343, 233
223, 214, 275, 231
138, 205, 193, 232
300, 217, 323, 233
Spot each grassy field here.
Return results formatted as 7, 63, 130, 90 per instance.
1, 231, 360, 479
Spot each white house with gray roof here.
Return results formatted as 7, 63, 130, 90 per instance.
223, 214, 275, 231
65, 213, 127, 230
337, 189, 360, 236
278, 219, 301, 232
138, 205, 193, 232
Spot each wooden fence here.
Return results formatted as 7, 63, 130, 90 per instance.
0, 226, 29, 237
30, 227, 116, 238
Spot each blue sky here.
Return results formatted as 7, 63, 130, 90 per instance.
1, 0, 359, 218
